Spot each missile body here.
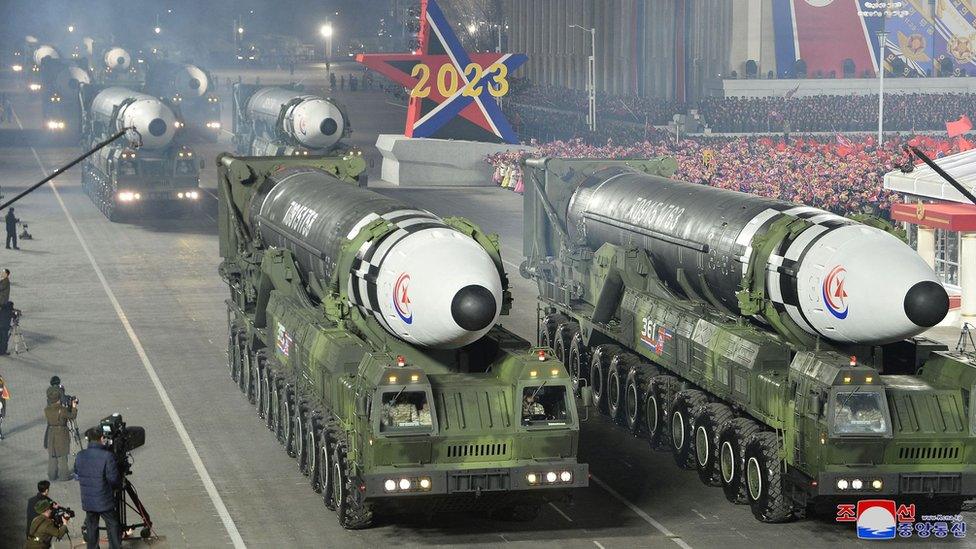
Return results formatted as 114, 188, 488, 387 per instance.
145, 60, 209, 99
102, 47, 131, 71
33, 44, 60, 66
247, 166, 502, 348
40, 58, 90, 92
243, 87, 348, 152
89, 87, 177, 149
556, 165, 948, 344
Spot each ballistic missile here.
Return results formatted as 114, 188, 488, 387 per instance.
90, 87, 177, 149
41, 58, 90, 91
246, 165, 502, 348
545, 163, 948, 344
102, 47, 131, 71
245, 87, 347, 151
145, 60, 208, 99
33, 44, 60, 66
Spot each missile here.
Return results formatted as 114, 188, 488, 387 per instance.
146, 60, 208, 98
90, 87, 177, 149
550, 164, 948, 344
102, 47, 131, 71
41, 58, 90, 91
244, 87, 347, 151
247, 165, 502, 348
33, 44, 60, 66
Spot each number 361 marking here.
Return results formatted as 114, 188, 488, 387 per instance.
410, 62, 509, 99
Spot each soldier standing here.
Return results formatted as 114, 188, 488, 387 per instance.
25, 499, 70, 549
44, 386, 76, 481
6, 208, 19, 249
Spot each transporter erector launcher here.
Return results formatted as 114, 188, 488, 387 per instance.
523, 157, 972, 524
232, 84, 351, 157
220, 155, 586, 529
81, 86, 200, 220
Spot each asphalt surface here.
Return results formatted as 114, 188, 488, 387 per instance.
0, 62, 970, 548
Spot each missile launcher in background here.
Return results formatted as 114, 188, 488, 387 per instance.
38, 56, 90, 137
144, 60, 220, 142
79, 86, 201, 220
521, 157, 975, 522
231, 85, 360, 180
219, 154, 586, 529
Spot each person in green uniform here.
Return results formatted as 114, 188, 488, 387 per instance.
44, 386, 77, 481
25, 498, 70, 549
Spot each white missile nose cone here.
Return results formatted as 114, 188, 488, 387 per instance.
795, 225, 947, 343
376, 227, 502, 348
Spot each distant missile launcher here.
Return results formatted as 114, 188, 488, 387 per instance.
521, 157, 975, 522
219, 154, 586, 529
80, 86, 201, 220
38, 57, 90, 136
144, 60, 220, 141
231, 84, 354, 164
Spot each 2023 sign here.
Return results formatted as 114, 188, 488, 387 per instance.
409, 62, 510, 98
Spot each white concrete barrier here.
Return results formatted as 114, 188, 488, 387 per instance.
376, 134, 535, 187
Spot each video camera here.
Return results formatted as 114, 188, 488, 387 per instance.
57, 386, 78, 408
51, 505, 75, 527
98, 414, 146, 473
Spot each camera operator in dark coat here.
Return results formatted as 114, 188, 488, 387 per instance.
25, 498, 69, 549
75, 429, 122, 549
44, 386, 76, 481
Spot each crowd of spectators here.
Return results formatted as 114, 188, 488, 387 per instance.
488, 133, 968, 216
699, 93, 976, 133
506, 81, 976, 135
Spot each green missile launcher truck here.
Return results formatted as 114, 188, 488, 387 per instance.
218, 154, 587, 529
521, 157, 976, 523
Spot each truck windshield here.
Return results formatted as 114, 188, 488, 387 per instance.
379, 389, 432, 433
521, 385, 570, 427
832, 390, 888, 435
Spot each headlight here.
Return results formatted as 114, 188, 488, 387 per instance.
560, 471, 572, 483
837, 479, 849, 490
872, 479, 883, 490
12, 64, 22, 72
851, 479, 863, 490
545, 471, 557, 483
398, 478, 411, 491
188, 191, 199, 199
29, 83, 41, 91
177, 192, 184, 199
134, 193, 141, 200
419, 478, 431, 490
118, 191, 134, 202
526, 473, 538, 485
384, 479, 396, 492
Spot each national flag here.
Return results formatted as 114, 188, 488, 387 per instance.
836, 134, 853, 148
946, 115, 973, 138
958, 136, 974, 151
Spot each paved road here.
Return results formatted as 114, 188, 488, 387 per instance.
0, 64, 969, 548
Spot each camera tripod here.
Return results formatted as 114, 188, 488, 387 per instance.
957, 323, 975, 356
9, 314, 27, 354
83, 476, 154, 543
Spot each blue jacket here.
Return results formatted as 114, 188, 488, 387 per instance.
74, 442, 121, 512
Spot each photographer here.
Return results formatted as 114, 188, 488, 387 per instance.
26, 481, 52, 538
44, 386, 76, 481
0, 299, 15, 355
75, 428, 122, 549
25, 499, 69, 549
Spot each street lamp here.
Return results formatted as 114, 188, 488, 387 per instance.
67, 25, 74, 33
320, 24, 334, 61
238, 27, 244, 35
154, 26, 161, 34
570, 24, 597, 132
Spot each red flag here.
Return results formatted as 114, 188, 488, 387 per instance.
775, 142, 787, 152
946, 115, 973, 137
958, 136, 974, 151
836, 145, 852, 157
836, 134, 853, 147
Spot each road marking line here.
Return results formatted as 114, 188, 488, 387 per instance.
593, 541, 606, 549
16, 109, 247, 548
385, 100, 408, 109
590, 474, 692, 549
548, 501, 573, 523
690, 508, 707, 520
